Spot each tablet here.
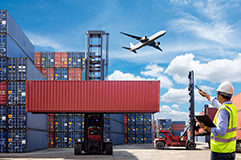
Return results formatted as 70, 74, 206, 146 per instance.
195, 115, 216, 127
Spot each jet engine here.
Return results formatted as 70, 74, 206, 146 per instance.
155, 42, 160, 46
141, 36, 147, 40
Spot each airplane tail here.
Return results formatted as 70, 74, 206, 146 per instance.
122, 46, 137, 54
130, 42, 134, 48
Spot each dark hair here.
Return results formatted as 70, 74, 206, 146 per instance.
219, 92, 232, 100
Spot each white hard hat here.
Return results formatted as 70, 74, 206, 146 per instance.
216, 81, 234, 96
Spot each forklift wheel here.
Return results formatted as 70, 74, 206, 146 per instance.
156, 141, 165, 150
74, 143, 82, 155
187, 141, 196, 150
106, 143, 113, 155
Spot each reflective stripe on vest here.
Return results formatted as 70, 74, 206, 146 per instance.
211, 103, 237, 153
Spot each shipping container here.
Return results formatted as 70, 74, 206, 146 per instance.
48, 131, 54, 148
0, 82, 7, 104
39, 68, 54, 80
0, 10, 35, 62
7, 57, 46, 81
26, 81, 160, 113
232, 92, 241, 111
54, 68, 68, 80
7, 82, 26, 105
34, 52, 41, 68
110, 120, 123, 134
54, 131, 68, 148
0, 58, 7, 81
0, 34, 34, 62
68, 52, 83, 68
7, 105, 48, 130
157, 119, 172, 130
111, 133, 124, 145
123, 114, 127, 125
54, 114, 68, 132
8, 58, 27, 81
0, 129, 6, 152
238, 111, 241, 129
68, 68, 82, 80
7, 129, 48, 152
206, 107, 218, 121
54, 52, 68, 68
0, 106, 6, 128
48, 114, 54, 132
41, 52, 54, 68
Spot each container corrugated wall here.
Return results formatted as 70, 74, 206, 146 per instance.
233, 92, 241, 139
26, 81, 160, 113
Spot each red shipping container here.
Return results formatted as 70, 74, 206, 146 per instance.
123, 114, 127, 124
233, 92, 241, 111
124, 134, 128, 144
238, 111, 241, 129
48, 131, 55, 148
40, 68, 54, 80
0, 82, 7, 104
124, 125, 127, 134
206, 108, 218, 121
68, 68, 82, 81
48, 114, 55, 132
54, 52, 68, 68
34, 52, 41, 68
26, 81, 160, 113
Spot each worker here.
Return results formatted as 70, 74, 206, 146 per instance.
198, 81, 237, 160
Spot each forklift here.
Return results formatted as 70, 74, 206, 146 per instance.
154, 71, 197, 150
74, 113, 113, 155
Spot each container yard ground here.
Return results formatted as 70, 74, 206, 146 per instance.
1, 142, 241, 160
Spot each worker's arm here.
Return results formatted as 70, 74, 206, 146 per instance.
198, 89, 221, 108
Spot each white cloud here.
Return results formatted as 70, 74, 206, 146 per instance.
141, 63, 173, 88
171, 104, 180, 110
154, 105, 189, 122
154, 105, 201, 123
141, 64, 164, 77
161, 87, 188, 103
165, 53, 241, 84
108, 70, 147, 80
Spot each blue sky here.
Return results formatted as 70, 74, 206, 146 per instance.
2, 0, 241, 122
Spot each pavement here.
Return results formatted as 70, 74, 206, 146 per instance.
0, 142, 241, 160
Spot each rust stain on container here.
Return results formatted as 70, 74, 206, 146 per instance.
26, 81, 160, 113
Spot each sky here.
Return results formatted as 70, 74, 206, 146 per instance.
2, 0, 241, 123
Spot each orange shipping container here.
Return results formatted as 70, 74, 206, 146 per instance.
238, 111, 241, 129
26, 81, 160, 113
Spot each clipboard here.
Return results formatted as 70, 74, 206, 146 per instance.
195, 115, 216, 127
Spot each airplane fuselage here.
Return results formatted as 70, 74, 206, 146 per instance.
130, 30, 166, 52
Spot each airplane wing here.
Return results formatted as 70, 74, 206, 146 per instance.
120, 32, 142, 41
149, 42, 163, 51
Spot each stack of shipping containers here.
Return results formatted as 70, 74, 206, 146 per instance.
35, 51, 86, 148
34, 52, 124, 146
124, 113, 153, 144
0, 10, 48, 152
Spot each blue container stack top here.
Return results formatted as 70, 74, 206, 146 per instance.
0, 9, 48, 153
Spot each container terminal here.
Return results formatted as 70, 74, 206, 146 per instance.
0, 9, 241, 159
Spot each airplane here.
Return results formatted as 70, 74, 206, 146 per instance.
121, 30, 166, 54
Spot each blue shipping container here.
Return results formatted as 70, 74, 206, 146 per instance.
172, 121, 185, 125
8, 58, 27, 81
0, 10, 35, 62
55, 68, 68, 80
41, 52, 54, 68
0, 129, 6, 152
0, 58, 7, 80
111, 133, 123, 145
110, 114, 123, 123
0, 106, 6, 128
110, 119, 123, 134
54, 114, 68, 132
68, 52, 82, 68
7, 82, 26, 104
55, 132, 68, 148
